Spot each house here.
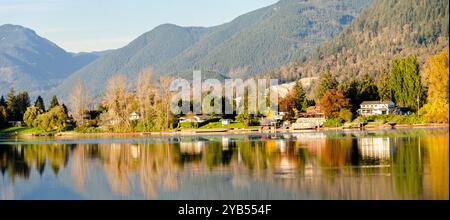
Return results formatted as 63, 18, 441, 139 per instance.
221, 119, 233, 125
298, 106, 325, 118
357, 101, 396, 116
129, 112, 140, 121
179, 115, 211, 123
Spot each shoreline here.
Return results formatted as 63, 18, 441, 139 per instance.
1, 123, 448, 139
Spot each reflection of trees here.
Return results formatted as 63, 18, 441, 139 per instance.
0, 144, 71, 182
392, 137, 424, 199
422, 136, 449, 200
0, 132, 447, 200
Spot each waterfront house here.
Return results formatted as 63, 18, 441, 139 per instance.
357, 101, 396, 116
221, 119, 233, 125
179, 115, 211, 123
129, 112, 140, 121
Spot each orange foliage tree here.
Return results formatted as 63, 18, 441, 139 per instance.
318, 89, 351, 119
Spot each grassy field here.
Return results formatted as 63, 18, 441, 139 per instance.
0, 126, 46, 134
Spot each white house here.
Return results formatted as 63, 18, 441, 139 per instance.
221, 119, 233, 125
129, 112, 140, 121
179, 115, 210, 123
357, 101, 396, 116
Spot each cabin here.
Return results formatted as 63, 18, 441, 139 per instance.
357, 101, 396, 116
179, 115, 211, 123
221, 119, 233, 125
129, 112, 140, 121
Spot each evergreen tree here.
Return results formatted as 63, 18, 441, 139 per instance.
0, 96, 6, 107
301, 98, 309, 112
293, 80, 306, 111
315, 72, 337, 100
6, 88, 17, 121
389, 56, 425, 111
49, 95, 60, 110
377, 70, 391, 101
34, 96, 46, 112
358, 74, 379, 102
16, 92, 30, 121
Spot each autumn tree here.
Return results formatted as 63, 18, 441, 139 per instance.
100, 75, 137, 131
420, 48, 449, 123
319, 89, 351, 119
69, 80, 89, 126
136, 67, 159, 131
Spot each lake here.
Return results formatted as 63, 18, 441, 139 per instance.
0, 128, 448, 200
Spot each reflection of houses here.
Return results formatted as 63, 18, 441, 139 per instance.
358, 137, 392, 161
180, 140, 206, 155
357, 101, 396, 116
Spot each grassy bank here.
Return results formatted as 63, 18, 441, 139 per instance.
0, 126, 47, 135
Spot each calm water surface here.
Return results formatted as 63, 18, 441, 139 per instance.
0, 128, 448, 200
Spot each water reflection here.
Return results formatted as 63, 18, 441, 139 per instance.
0, 129, 448, 200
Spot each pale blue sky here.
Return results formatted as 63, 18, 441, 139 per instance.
0, 0, 278, 52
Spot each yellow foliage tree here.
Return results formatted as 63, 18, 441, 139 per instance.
420, 48, 449, 123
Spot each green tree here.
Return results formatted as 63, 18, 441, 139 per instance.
378, 70, 391, 101
339, 109, 353, 123
35, 106, 69, 132
23, 107, 43, 127
0, 96, 6, 107
358, 74, 379, 101
0, 106, 8, 128
389, 56, 425, 111
293, 80, 306, 110
6, 88, 16, 120
301, 98, 309, 112
315, 72, 337, 100
34, 96, 46, 112
49, 95, 60, 110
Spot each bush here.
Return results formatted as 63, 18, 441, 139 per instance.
339, 109, 353, 123
323, 118, 344, 127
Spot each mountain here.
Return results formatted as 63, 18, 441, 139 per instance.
51, 0, 372, 102
264, 0, 449, 85
0, 24, 99, 97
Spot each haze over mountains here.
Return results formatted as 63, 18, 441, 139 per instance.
50, 0, 372, 101
0, 24, 101, 96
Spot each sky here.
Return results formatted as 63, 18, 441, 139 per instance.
0, 0, 278, 53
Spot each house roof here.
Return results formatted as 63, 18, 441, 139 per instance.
360, 101, 393, 105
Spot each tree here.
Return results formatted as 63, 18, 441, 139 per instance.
136, 67, 159, 131
358, 74, 379, 102
420, 48, 449, 123
389, 56, 425, 111
301, 98, 309, 112
339, 109, 353, 123
100, 75, 136, 131
24, 107, 43, 127
6, 88, 16, 120
319, 89, 351, 119
69, 80, 89, 126
16, 91, 30, 120
292, 80, 306, 110
0, 96, 6, 107
378, 70, 391, 101
34, 106, 69, 132
0, 105, 7, 128
34, 96, 45, 112
315, 72, 337, 100
49, 95, 60, 110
